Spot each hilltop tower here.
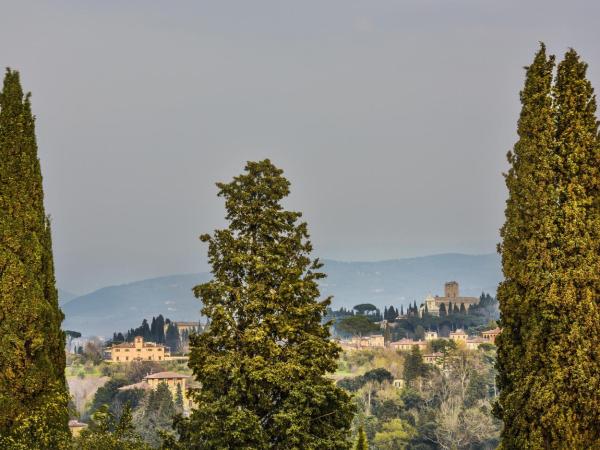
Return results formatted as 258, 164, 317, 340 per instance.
444, 281, 459, 298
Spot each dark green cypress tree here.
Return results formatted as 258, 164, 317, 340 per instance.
179, 160, 354, 449
495, 44, 557, 449
175, 382, 184, 413
537, 49, 600, 447
0, 69, 70, 447
165, 322, 180, 353
354, 425, 368, 450
403, 346, 426, 386
496, 45, 600, 448
439, 302, 447, 317
156, 314, 165, 343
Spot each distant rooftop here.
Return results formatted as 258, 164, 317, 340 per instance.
144, 371, 190, 380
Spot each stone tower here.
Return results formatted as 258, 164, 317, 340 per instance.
445, 281, 459, 298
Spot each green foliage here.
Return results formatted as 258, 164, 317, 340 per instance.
87, 378, 128, 420
497, 44, 600, 448
373, 418, 416, 450
429, 338, 456, 354
0, 68, 69, 445
402, 347, 428, 385
354, 425, 368, 450
181, 160, 354, 449
336, 314, 381, 337
352, 347, 499, 449
353, 303, 379, 315
75, 404, 150, 450
135, 382, 177, 447
164, 322, 181, 353
175, 383, 184, 413
338, 368, 394, 392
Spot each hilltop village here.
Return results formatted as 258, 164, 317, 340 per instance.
63, 281, 501, 442
337, 281, 501, 352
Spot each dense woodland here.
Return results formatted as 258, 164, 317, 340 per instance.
338, 346, 501, 449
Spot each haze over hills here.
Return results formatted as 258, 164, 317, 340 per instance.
58, 289, 79, 305
61, 253, 501, 337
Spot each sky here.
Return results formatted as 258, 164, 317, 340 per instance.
1, 1, 599, 294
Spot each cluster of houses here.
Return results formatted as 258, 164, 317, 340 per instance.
339, 327, 501, 353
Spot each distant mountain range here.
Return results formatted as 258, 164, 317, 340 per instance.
58, 289, 79, 305
61, 253, 501, 338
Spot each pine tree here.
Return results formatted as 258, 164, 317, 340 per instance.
179, 160, 354, 449
496, 45, 600, 448
0, 69, 70, 447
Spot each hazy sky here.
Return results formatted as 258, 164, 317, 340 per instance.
2, 1, 599, 294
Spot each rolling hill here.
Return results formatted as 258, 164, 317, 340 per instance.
61, 253, 501, 337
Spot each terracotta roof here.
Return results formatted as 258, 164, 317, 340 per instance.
483, 327, 501, 334
390, 339, 426, 345
118, 381, 151, 391
432, 296, 479, 304
450, 329, 467, 335
110, 341, 167, 349
143, 371, 190, 380
68, 420, 87, 428
466, 337, 487, 343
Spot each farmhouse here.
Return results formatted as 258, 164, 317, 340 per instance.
107, 336, 170, 362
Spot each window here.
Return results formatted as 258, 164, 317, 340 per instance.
116, 357, 120, 361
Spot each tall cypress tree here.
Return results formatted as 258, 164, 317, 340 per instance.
0, 69, 70, 447
179, 160, 354, 449
354, 425, 368, 450
496, 45, 600, 448
495, 44, 557, 449
539, 49, 600, 446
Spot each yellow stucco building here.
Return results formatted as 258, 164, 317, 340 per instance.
107, 336, 170, 362
119, 371, 195, 412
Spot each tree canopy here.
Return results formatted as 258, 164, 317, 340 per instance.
0, 68, 70, 448
496, 44, 600, 448
179, 160, 355, 449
